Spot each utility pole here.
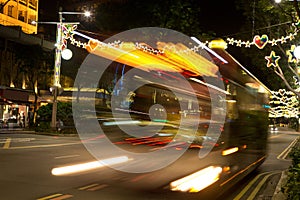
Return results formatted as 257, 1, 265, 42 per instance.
51, 11, 63, 130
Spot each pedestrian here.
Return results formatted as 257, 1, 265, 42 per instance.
22, 113, 26, 128
17, 113, 22, 128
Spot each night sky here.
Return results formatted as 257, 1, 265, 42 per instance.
198, 1, 244, 37
38, 0, 244, 38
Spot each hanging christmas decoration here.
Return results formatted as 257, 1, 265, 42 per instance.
265, 51, 281, 68
253, 34, 268, 49
227, 21, 299, 48
269, 89, 299, 118
293, 76, 300, 86
286, 45, 298, 63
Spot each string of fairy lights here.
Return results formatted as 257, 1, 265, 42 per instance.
61, 24, 211, 56
269, 89, 299, 118
227, 21, 299, 48
61, 20, 300, 119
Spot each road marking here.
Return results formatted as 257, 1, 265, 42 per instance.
246, 171, 280, 200
233, 171, 270, 200
4, 142, 81, 150
233, 171, 280, 200
277, 137, 299, 160
51, 194, 73, 200
37, 193, 63, 200
3, 138, 11, 149
78, 183, 108, 191
220, 156, 266, 187
78, 183, 99, 190
55, 154, 80, 159
86, 184, 108, 191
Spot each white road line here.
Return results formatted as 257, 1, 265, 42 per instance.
55, 155, 81, 159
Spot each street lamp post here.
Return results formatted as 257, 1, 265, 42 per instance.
50, 11, 90, 130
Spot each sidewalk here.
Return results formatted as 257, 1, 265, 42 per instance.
0, 126, 79, 135
272, 170, 289, 200
0, 127, 35, 134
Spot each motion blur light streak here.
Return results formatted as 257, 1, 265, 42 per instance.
190, 77, 230, 95
170, 166, 223, 192
190, 36, 228, 63
103, 120, 141, 126
86, 38, 219, 77
222, 147, 239, 156
51, 156, 129, 176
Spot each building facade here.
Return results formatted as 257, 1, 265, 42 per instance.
0, 0, 56, 126
0, 0, 38, 34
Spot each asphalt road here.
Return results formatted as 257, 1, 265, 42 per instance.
0, 128, 298, 200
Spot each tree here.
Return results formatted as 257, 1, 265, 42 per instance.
233, 0, 300, 96
94, 0, 215, 41
88, 0, 217, 103
36, 102, 73, 131
15, 44, 53, 124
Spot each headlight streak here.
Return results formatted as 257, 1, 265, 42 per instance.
51, 156, 129, 176
103, 120, 141, 126
190, 77, 230, 95
222, 147, 239, 156
170, 166, 223, 192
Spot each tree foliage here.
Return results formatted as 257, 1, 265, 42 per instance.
37, 102, 73, 125
94, 0, 215, 41
15, 44, 53, 122
234, 0, 300, 92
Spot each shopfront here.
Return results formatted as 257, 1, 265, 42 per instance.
0, 86, 31, 127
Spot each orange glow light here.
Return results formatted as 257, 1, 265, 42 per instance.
86, 40, 219, 78
222, 147, 239, 156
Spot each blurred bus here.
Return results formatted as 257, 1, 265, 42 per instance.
73, 37, 270, 199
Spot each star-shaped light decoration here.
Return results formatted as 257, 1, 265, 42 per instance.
245, 41, 251, 48
271, 39, 277, 46
293, 76, 300, 86
265, 51, 281, 68
288, 33, 295, 40
286, 45, 298, 63
280, 36, 287, 44
227, 38, 234, 45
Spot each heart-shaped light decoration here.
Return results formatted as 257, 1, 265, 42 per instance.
253, 35, 268, 49
278, 89, 286, 96
86, 39, 99, 52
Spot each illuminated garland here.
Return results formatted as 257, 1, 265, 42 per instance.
227, 21, 299, 49
269, 89, 299, 118
60, 24, 300, 118
61, 24, 212, 56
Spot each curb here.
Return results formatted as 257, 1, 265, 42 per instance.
272, 170, 288, 200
